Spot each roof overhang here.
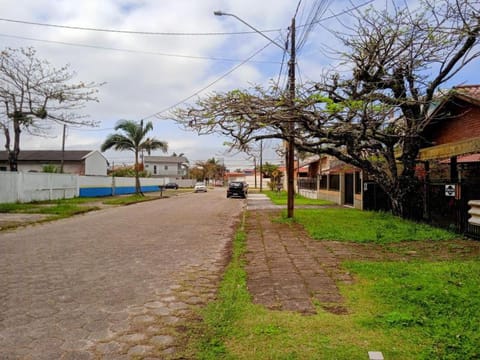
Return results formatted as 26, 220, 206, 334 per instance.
418, 136, 480, 161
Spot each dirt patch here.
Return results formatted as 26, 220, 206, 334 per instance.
244, 210, 480, 315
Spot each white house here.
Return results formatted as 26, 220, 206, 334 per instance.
143, 156, 189, 178
0, 150, 108, 176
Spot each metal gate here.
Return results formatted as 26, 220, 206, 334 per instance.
362, 182, 391, 211
425, 181, 480, 238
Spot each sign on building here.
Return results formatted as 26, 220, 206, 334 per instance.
445, 184, 456, 197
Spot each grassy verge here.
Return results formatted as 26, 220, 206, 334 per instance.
184, 210, 476, 359
0, 193, 165, 227
264, 190, 334, 206
101, 193, 162, 205
0, 200, 99, 219
193, 220, 253, 359
345, 261, 480, 359
289, 208, 456, 243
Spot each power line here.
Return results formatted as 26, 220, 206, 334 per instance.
142, 40, 283, 120
0, 3, 373, 38
296, 0, 333, 53
67, 126, 115, 132
0, 33, 281, 64
0, 17, 282, 36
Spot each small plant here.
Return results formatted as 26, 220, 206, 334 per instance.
42, 164, 58, 173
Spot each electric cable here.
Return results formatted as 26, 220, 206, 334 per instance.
0, 33, 281, 64
142, 40, 282, 120
0, 17, 282, 36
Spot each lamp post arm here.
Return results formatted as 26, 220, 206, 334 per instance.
214, 11, 285, 51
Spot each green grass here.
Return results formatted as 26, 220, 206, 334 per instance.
185, 213, 477, 359
101, 193, 160, 205
0, 200, 99, 219
0, 193, 161, 213
345, 261, 480, 359
289, 208, 457, 243
264, 190, 334, 206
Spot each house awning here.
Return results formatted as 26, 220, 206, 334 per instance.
418, 136, 480, 161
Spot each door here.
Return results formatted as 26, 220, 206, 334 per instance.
345, 173, 354, 206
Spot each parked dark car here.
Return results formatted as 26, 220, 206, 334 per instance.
227, 181, 248, 198
164, 182, 179, 189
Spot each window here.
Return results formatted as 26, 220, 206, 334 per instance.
153, 165, 157, 174
164, 165, 168, 170
0, 166, 6, 171
329, 174, 340, 191
319, 175, 328, 189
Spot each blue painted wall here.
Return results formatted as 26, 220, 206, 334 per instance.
79, 185, 161, 197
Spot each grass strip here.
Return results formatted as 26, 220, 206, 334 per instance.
290, 208, 457, 243
188, 213, 427, 359
101, 194, 161, 205
0, 201, 99, 218
345, 260, 480, 359
264, 190, 334, 206
194, 216, 252, 359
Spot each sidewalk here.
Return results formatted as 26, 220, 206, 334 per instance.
245, 194, 351, 314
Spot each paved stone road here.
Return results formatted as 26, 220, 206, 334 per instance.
245, 194, 351, 315
0, 188, 243, 359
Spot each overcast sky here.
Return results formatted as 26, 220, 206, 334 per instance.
0, 0, 478, 170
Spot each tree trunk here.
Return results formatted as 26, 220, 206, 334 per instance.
388, 174, 423, 220
7, 150, 18, 172
134, 150, 143, 196
7, 113, 23, 172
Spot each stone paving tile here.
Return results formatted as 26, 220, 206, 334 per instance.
245, 207, 350, 315
0, 189, 243, 359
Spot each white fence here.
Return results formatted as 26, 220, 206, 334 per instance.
0, 172, 78, 203
0, 172, 197, 203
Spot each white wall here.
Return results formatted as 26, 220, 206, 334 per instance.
0, 172, 78, 203
0, 172, 194, 204
84, 151, 108, 176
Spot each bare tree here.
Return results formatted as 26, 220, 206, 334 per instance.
174, 0, 480, 219
0, 47, 102, 171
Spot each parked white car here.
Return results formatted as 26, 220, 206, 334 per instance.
194, 182, 207, 193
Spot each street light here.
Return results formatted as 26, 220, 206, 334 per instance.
213, 11, 284, 50
214, 11, 297, 218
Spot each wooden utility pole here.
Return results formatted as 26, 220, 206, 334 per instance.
60, 124, 66, 173
259, 139, 263, 192
287, 17, 296, 218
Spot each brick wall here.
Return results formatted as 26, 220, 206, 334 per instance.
428, 105, 480, 145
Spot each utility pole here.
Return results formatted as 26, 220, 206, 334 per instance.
60, 124, 66, 173
259, 139, 263, 192
214, 10, 296, 215
286, 17, 296, 218
253, 157, 257, 189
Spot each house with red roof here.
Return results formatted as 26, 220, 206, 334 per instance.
417, 84, 480, 236
296, 155, 364, 209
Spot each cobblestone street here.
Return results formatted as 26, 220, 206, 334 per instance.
0, 189, 242, 359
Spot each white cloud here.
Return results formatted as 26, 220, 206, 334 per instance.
0, 0, 478, 170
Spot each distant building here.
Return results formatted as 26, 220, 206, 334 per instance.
0, 150, 108, 176
143, 156, 189, 178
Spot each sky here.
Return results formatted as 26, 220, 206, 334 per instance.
0, 0, 478, 171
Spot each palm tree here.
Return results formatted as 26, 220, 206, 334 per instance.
101, 119, 168, 195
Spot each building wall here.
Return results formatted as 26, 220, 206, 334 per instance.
428, 106, 480, 145
84, 151, 108, 176
298, 171, 363, 209
16, 162, 84, 174
144, 162, 183, 177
